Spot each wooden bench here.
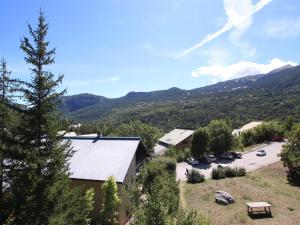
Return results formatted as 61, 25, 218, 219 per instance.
246, 202, 272, 216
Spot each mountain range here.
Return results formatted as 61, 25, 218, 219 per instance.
60, 65, 300, 130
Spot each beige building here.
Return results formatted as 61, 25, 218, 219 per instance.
153, 128, 194, 156
232, 121, 263, 136
65, 136, 147, 225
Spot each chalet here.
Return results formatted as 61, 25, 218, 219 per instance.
154, 128, 194, 156
232, 121, 263, 136
65, 136, 147, 225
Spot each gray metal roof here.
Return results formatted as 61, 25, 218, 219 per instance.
66, 137, 141, 183
153, 143, 168, 156
159, 128, 194, 146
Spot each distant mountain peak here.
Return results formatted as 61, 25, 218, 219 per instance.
267, 64, 296, 74
168, 87, 182, 91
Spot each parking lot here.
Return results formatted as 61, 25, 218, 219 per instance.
176, 142, 284, 181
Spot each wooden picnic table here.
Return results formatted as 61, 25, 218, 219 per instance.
246, 202, 272, 216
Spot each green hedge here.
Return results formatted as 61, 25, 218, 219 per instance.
187, 169, 205, 183
211, 166, 246, 179
153, 157, 176, 172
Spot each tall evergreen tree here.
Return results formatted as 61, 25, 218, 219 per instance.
6, 11, 92, 225
100, 176, 121, 225
0, 58, 22, 223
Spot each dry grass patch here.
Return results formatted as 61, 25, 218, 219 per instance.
181, 162, 300, 225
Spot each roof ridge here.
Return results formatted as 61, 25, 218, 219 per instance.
63, 136, 141, 141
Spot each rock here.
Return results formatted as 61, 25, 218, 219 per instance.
215, 191, 235, 205
215, 196, 229, 205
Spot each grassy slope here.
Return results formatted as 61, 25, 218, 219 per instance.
181, 162, 300, 225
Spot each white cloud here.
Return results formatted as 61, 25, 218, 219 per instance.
177, 0, 272, 58
203, 47, 235, 66
191, 58, 297, 81
265, 17, 300, 38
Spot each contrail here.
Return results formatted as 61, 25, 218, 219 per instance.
177, 0, 272, 58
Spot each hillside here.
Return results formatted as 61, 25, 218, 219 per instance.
182, 162, 300, 225
60, 65, 300, 130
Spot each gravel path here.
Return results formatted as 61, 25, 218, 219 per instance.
176, 142, 284, 181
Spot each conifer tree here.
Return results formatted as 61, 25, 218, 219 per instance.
100, 176, 121, 225
7, 11, 92, 225
0, 58, 22, 223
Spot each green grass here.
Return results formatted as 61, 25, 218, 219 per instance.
181, 162, 300, 225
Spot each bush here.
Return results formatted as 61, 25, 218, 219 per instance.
236, 167, 246, 176
176, 151, 185, 162
177, 148, 191, 162
241, 121, 285, 147
176, 210, 212, 225
281, 124, 300, 183
187, 169, 205, 183
211, 167, 225, 179
211, 166, 246, 179
165, 147, 191, 163
154, 157, 176, 173
224, 167, 236, 177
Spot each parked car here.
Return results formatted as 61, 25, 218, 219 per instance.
256, 149, 266, 156
230, 152, 242, 159
271, 136, 284, 142
187, 157, 200, 165
219, 153, 233, 160
204, 155, 217, 164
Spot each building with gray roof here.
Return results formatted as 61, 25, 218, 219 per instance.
65, 136, 147, 225
154, 128, 194, 156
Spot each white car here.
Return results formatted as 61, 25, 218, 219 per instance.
187, 158, 200, 165
256, 149, 266, 156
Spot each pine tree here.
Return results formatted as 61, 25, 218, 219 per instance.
6, 11, 92, 225
0, 58, 22, 223
100, 176, 121, 225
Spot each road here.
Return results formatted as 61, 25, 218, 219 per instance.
176, 142, 284, 181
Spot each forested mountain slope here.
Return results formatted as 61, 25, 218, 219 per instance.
60, 65, 300, 130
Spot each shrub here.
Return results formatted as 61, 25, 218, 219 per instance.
224, 167, 236, 177
165, 145, 177, 158
165, 147, 191, 163
211, 167, 225, 179
176, 210, 212, 225
154, 157, 176, 173
236, 167, 246, 176
241, 121, 285, 147
184, 148, 192, 160
187, 169, 205, 183
240, 130, 255, 147
281, 124, 300, 183
211, 166, 246, 179
176, 152, 185, 162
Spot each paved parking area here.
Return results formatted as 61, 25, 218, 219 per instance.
176, 142, 284, 181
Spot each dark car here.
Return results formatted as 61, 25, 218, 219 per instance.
187, 157, 200, 165
204, 155, 217, 164
271, 136, 284, 142
219, 153, 233, 160
230, 152, 242, 159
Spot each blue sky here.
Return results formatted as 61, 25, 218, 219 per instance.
1, 0, 300, 97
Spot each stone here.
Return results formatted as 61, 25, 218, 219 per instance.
215, 191, 235, 205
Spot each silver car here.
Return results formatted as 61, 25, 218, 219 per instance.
187, 157, 200, 165
256, 149, 266, 156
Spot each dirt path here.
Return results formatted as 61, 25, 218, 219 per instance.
178, 182, 186, 209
